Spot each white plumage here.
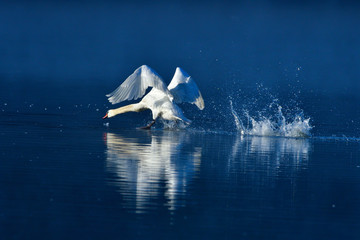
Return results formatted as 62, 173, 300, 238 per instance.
103, 65, 204, 129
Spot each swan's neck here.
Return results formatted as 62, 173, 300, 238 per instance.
108, 103, 145, 118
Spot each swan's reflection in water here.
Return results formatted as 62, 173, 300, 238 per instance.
105, 131, 202, 212
105, 130, 311, 213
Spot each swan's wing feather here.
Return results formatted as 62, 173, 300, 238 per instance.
168, 67, 205, 110
106, 65, 169, 104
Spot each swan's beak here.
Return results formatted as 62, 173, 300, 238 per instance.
102, 113, 108, 119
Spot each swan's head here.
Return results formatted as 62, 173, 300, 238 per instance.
103, 110, 115, 119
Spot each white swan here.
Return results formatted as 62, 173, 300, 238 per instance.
103, 65, 204, 129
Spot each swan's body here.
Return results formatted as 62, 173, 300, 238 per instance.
103, 65, 204, 128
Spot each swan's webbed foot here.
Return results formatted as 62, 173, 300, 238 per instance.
140, 120, 155, 130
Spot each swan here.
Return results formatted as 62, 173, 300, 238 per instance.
103, 65, 204, 129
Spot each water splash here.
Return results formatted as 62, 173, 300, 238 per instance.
230, 100, 246, 135
160, 120, 189, 130
230, 100, 312, 138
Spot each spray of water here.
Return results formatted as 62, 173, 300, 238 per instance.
161, 120, 189, 130
230, 100, 312, 138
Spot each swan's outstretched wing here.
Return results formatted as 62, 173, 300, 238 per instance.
106, 65, 170, 104
168, 67, 204, 110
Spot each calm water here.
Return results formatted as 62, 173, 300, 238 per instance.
1, 1, 360, 239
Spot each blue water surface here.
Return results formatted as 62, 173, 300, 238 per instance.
1, 1, 360, 239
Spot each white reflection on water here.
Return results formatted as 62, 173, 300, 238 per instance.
231, 136, 310, 164
229, 136, 310, 195
105, 131, 202, 212
105, 130, 311, 212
